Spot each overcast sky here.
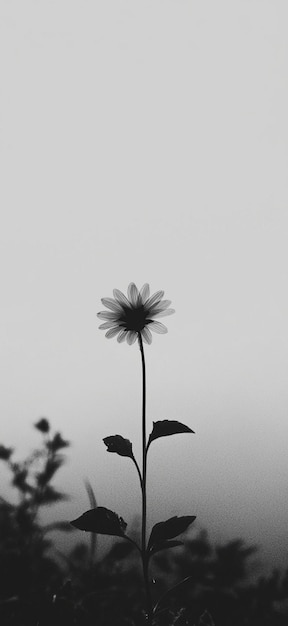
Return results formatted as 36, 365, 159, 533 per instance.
1, 1, 288, 572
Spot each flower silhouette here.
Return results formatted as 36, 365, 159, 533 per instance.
97, 283, 175, 344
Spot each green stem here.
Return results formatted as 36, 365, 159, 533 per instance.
138, 333, 153, 624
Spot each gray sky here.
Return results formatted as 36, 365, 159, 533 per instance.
1, 1, 288, 572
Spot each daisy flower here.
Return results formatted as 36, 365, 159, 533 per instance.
97, 283, 175, 345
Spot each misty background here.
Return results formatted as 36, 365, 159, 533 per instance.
1, 1, 288, 574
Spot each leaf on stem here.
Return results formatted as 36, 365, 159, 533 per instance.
148, 515, 196, 551
70, 506, 127, 537
147, 420, 194, 447
103, 435, 134, 459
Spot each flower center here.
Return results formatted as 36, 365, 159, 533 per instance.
120, 305, 149, 332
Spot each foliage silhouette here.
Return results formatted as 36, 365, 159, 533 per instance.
0, 420, 71, 602
1, 424, 288, 624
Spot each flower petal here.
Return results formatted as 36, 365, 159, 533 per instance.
99, 322, 119, 329
127, 282, 140, 307
145, 290, 164, 309
149, 321, 168, 334
153, 308, 175, 318
105, 327, 121, 339
113, 289, 131, 308
152, 300, 172, 311
101, 298, 122, 313
141, 327, 152, 344
126, 330, 138, 345
117, 329, 127, 343
97, 311, 119, 320
140, 283, 150, 303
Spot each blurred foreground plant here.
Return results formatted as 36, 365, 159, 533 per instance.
71, 283, 196, 624
0, 419, 72, 598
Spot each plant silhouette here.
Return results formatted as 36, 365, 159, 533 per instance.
71, 283, 196, 624
1, 422, 288, 624
1, 286, 288, 624
0, 419, 71, 600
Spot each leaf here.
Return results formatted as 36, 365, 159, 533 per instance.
103, 435, 133, 458
70, 506, 127, 537
48, 433, 69, 452
148, 515, 196, 551
150, 540, 184, 555
147, 420, 194, 447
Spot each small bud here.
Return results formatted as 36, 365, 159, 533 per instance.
0, 444, 13, 461
35, 418, 50, 433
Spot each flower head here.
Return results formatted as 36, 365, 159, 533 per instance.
97, 283, 175, 345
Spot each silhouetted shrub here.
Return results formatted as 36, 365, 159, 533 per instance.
1, 422, 288, 625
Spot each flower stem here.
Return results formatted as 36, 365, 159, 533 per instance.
138, 333, 153, 624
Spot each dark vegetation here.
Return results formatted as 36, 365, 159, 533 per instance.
1, 421, 288, 626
